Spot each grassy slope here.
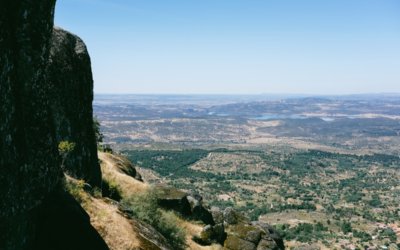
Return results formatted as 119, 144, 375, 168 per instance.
67, 152, 223, 250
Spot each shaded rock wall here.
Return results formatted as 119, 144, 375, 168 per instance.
0, 2, 60, 248
0, 1, 104, 249
34, 189, 109, 250
47, 27, 101, 187
0, 0, 61, 249
0, 0, 59, 219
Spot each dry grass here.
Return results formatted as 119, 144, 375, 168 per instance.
83, 197, 142, 250
99, 152, 149, 197
97, 152, 220, 250
175, 217, 223, 250
65, 175, 159, 250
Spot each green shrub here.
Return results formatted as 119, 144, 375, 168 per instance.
93, 116, 104, 145
314, 222, 328, 232
380, 228, 397, 242
58, 140, 76, 169
102, 178, 122, 201
158, 210, 186, 249
122, 189, 186, 249
92, 187, 103, 198
58, 140, 76, 154
341, 221, 352, 234
353, 230, 372, 241
65, 179, 86, 203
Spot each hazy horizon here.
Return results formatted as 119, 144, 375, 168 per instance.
56, 1, 400, 95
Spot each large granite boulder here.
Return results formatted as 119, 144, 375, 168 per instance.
197, 223, 227, 245
47, 27, 101, 187
199, 207, 284, 250
155, 185, 215, 225
252, 221, 285, 249
224, 222, 282, 250
187, 194, 215, 225
0, 1, 61, 248
0, 1, 107, 249
0, 0, 60, 219
100, 152, 143, 182
223, 207, 250, 225
224, 235, 258, 250
155, 185, 192, 215
211, 206, 224, 224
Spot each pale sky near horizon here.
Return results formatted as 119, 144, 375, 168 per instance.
55, 0, 400, 95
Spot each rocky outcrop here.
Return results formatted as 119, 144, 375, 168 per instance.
200, 207, 284, 250
100, 152, 143, 182
0, 1, 106, 249
133, 218, 174, 250
99, 152, 149, 199
34, 188, 109, 250
156, 185, 192, 215
186, 194, 215, 225
252, 221, 285, 249
155, 185, 215, 225
197, 223, 227, 245
0, 0, 60, 219
224, 224, 280, 250
47, 27, 101, 187
0, 1, 61, 248
223, 207, 249, 225
155, 187, 283, 249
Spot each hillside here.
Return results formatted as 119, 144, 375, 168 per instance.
75, 152, 284, 250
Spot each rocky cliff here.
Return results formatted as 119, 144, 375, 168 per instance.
48, 27, 101, 187
0, 1, 104, 249
0, 1, 61, 248
0, 0, 60, 220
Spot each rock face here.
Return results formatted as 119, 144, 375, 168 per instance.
0, 0, 60, 219
156, 185, 215, 225
200, 207, 284, 250
100, 152, 143, 182
198, 223, 227, 245
34, 189, 109, 250
47, 27, 101, 187
0, 1, 61, 248
186, 194, 215, 225
222, 208, 284, 250
156, 185, 192, 215
0, 1, 106, 249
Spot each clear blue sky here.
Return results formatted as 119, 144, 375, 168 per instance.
55, 0, 400, 94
